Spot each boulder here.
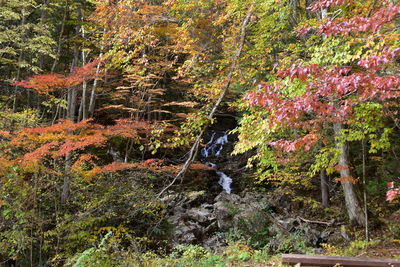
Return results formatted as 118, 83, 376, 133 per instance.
187, 207, 213, 223
173, 221, 203, 244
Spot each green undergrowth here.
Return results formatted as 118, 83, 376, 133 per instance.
66, 229, 400, 267
66, 230, 313, 267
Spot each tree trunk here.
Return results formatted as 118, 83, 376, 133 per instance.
12, 9, 27, 112
88, 59, 101, 117
320, 169, 329, 208
77, 7, 87, 121
67, 42, 79, 121
39, 0, 49, 70
62, 21, 80, 201
51, 1, 68, 73
334, 122, 366, 226
61, 152, 71, 203
88, 29, 105, 118
362, 139, 369, 240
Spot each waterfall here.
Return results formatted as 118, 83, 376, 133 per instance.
216, 171, 232, 194
201, 131, 233, 194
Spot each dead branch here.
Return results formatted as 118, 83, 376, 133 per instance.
298, 216, 334, 226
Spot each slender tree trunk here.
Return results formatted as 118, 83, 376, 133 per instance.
88, 57, 102, 117
320, 169, 329, 208
12, 9, 27, 112
39, 0, 49, 70
78, 7, 87, 121
362, 139, 369, 240
62, 22, 80, 201
60, 93, 67, 119
12, 65, 22, 112
78, 57, 87, 121
88, 29, 105, 118
67, 44, 79, 121
334, 122, 366, 226
61, 152, 72, 203
52, 104, 60, 124
51, 1, 68, 73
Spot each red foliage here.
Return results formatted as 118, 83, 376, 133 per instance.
0, 130, 11, 139
99, 162, 135, 173
269, 133, 319, 153
22, 141, 59, 163
106, 119, 152, 138
317, 3, 400, 36
12, 60, 101, 95
55, 131, 108, 157
276, 64, 320, 81
245, 61, 400, 153
334, 175, 357, 184
13, 74, 68, 94
69, 60, 101, 83
72, 154, 98, 169
387, 182, 400, 201
358, 48, 400, 69
1, 118, 157, 178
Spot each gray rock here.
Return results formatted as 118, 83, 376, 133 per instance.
213, 201, 233, 230
173, 221, 204, 244
187, 207, 213, 223
214, 192, 241, 203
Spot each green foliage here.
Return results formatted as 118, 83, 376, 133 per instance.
0, 0, 55, 74
69, 232, 115, 267
264, 231, 312, 254
170, 244, 209, 262
389, 222, 400, 239
311, 146, 340, 175
0, 106, 40, 129
309, 36, 363, 65
323, 239, 379, 257
0, 169, 169, 265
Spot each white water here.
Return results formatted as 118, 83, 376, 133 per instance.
216, 171, 232, 194
201, 132, 232, 194
201, 132, 229, 158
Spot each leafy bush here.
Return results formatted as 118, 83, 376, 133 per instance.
265, 232, 312, 254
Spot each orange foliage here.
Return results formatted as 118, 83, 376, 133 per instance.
334, 176, 358, 184
22, 141, 59, 163
0, 118, 158, 178
13, 60, 101, 95
55, 131, 107, 157
106, 119, 152, 138
13, 74, 69, 94
83, 162, 136, 179
97, 162, 135, 174
0, 130, 11, 139
72, 154, 98, 169
0, 156, 15, 175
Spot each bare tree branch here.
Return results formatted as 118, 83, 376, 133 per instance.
157, 5, 255, 198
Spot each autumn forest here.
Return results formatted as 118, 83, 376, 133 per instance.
1, 0, 400, 266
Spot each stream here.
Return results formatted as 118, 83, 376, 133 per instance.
201, 131, 233, 194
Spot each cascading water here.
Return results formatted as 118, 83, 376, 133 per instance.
201, 131, 232, 194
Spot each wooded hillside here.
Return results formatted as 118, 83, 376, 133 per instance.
0, 0, 400, 266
